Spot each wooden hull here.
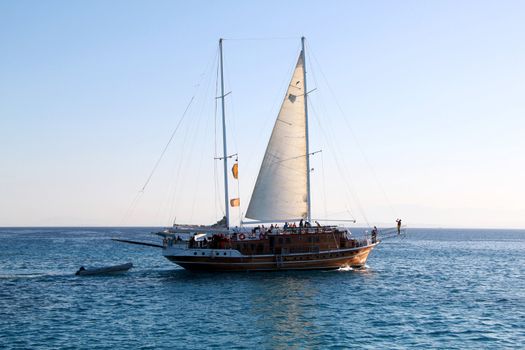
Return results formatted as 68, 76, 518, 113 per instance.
164, 245, 376, 272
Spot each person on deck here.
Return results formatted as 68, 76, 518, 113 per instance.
299, 219, 304, 228
284, 222, 289, 230
371, 227, 377, 243
396, 219, 402, 234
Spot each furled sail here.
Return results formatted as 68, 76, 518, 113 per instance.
245, 52, 308, 221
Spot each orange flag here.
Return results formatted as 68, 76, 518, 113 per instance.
232, 163, 239, 179
230, 198, 240, 207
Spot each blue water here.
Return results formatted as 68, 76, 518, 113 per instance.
0, 228, 524, 349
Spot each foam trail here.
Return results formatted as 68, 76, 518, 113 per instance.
337, 266, 354, 272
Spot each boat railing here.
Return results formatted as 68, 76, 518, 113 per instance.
237, 227, 340, 237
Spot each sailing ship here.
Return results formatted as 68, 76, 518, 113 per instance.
156, 37, 378, 271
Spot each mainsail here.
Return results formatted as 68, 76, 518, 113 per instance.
245, 52, 308, 221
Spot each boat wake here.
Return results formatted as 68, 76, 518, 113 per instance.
335, 264, 370, 273
337, 266, 354, 272
0, 272, 66, 280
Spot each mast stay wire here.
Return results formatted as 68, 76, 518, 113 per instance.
307, 85, 361, 223
174, 51, 218, 224
217, 41, 302, 223
155, 97, 202, 225
221, 52, 244, 226
120, 47, 218, 225
164, 106, 198, 224
309, 100, 363, 225
119, 95, 195, 225
189, 108, 215, 223
120, 190, 144, 226
320, 151, 328, 220
188, 56, 220, 223
303, 41, 364, 225
241, 56, 296, 172
164, 47, 219, 225
240, 42, 303, 220
222, 57, 240, 153
213, 48, 223, 219
222, 49, 241, 226
306, 42, 398, 220
222, 36, 301, 41
139, 95, 194, 193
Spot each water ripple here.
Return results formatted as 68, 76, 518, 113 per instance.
0, 228, 524, 349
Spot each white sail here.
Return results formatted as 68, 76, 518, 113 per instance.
245, 53, 308, 221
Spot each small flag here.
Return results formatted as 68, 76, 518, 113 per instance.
232, 163, 238, 179
230, 198, 240, 207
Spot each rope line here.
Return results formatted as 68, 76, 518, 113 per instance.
307, 43, 398, 219
213, 48, 222, 218
139, 95, 194, 193
309, 100, 367, 225
120, 47, 219, 226
165, 48, 220, 225
320, 151, 328, 219
222, 36, 300, 41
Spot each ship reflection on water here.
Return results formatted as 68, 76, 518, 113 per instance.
157, 269, 378, 347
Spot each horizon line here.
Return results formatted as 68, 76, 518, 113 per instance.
1, 225, 525, 231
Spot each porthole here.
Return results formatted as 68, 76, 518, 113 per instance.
194, 252, 197, 255
223, 252, 227, 256
216, 252, 219, 256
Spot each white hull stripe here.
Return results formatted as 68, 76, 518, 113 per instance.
164, 243, 378, 258
168, 249, 370, 266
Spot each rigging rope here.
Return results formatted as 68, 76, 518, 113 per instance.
119, 96, 194, 225
306, 43, 398, 220
222, 36, 300, 41
320, 151, 328, 219
309, 100, 368, 226
139, 95, 194, 193
377, 226, 407, 240
120, 190, 144, 225
163, 48, 220, 225
120, 47, 219, 226
213, 49, 222, 218
240, 49, 300, 220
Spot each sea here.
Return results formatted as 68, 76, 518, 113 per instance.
0, 227, 523, 349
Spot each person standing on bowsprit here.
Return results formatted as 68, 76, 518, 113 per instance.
371, 226, 378, 243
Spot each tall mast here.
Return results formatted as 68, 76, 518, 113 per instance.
219, 38, 230, 228
302, 36, 312, 223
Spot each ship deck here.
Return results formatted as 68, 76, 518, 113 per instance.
162, 228, 377, 271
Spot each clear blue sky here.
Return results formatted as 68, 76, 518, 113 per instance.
1, 0, 524, 228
